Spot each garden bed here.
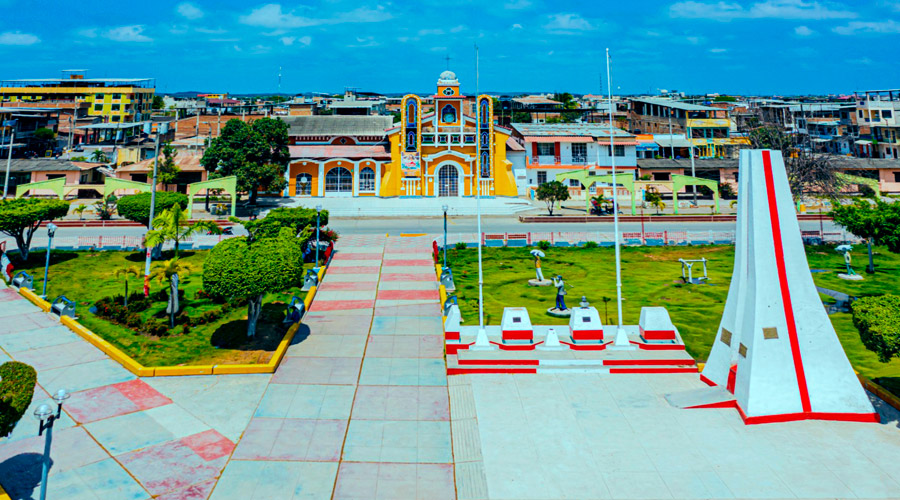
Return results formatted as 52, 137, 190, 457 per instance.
15, 249, 303, 366
447, 245, 900, 387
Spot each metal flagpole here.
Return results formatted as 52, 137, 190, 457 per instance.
475, 43, 485, 336
606, 48, 631, 349
3, 127, 15, 200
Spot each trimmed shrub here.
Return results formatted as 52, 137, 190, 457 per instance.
852, 294, 900, 362
455, 242, 467, 250
583, 241, 599, 249
537, 240, 552, 251
117, 192, 189, 227
0, 361, 38, 437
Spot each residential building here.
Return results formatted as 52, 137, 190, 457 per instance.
0, 71, 154, 123
856, 89, 900, 159
284, 70, 518, 198
116, 151, 207, 192
327, 90, 386, 115
628, 97, 749, 158
3, 158, 104, 197
0, 107, 62, 157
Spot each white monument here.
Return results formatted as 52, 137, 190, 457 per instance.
638, 307, 677, 342
568, 305, 604, 343
501, 307, 534, 344
702, 150, 877, 423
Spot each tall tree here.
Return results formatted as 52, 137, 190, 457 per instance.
0, 198, 70, 261
157, 143, 181, 189
144, 204, 221, 257
831, 199, 900, 272
749, 125, 844, 200
201, 118, 289, 204
535, 181, 570, 216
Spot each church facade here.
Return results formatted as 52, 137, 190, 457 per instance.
284, 70, 518, 198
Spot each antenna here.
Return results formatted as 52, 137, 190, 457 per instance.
444, 54, 452, 70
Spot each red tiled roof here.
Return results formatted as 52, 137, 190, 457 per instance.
525, 136, 595, 143
506, 137, 525, 151
289, 145, 391, 160
118, 152, 206, 172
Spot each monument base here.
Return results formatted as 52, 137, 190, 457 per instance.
546, 307, 571, 318
838, 273, 864, 281
528, 279, 553, 287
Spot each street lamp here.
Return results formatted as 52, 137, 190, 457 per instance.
34, 388, 70, 500
143, 122, 169, 296
314, 204, 322, 269
41, 223, 57, 298
2, 118, 17, 200
441, 204, 448, 269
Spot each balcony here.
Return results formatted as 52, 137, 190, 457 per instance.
531, 155, 590, 166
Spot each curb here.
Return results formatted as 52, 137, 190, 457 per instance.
859, 374, 900, 414
15, 264, 327, 377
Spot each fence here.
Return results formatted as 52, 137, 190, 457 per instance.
445, 229, 855, 248
1, 234, 240, 253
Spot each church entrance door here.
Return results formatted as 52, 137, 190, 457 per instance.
438, 164, 459, 197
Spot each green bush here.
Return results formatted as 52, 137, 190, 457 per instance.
852, 294, 900, 362
455, 242, 467, 250
537, 240, 552, 250
117, 192, 189, 226
583, 241, 599, 249
0, 361, 38, 437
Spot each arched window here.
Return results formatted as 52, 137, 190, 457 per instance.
325, 167, 352, 193
407, 131, 417, 149
295, 173, 312, 195
359, 167, 375, 192
441, 104, 457, 124
406, 102, 416, 124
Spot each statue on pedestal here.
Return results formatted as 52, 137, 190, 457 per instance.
547, 275, 573, 317
527, 249, 552, 286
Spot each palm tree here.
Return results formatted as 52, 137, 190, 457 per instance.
115, 265, 142, 308
150, 259, 192, 328
74, 204, 87, 220
90, 150, 109, 163
144, 204, 222, 258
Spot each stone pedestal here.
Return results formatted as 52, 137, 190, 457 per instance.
528, 279, 553, 287
546, 307, 571, 318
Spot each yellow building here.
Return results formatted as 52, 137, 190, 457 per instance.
0, 72, 154, 123
285, 70, 517, 198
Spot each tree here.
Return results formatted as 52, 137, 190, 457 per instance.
239, 206, 329, 242
718, 181, 736, 199
0, 361, 37, 437
203, 229, 304, 337
152, 95, 165, 109
93, 194, 117, 220
150, 259, 191, 328
831, 199, 900, 273
157, 143, 181, 189
115, 265, 142, 308
201, 118, 289, 204
0, 198, 69, 261
512, 111, 531, 123
749, 125, 844, 200
645, 189, 665, 215
535, 181, 570, 216
552, 92, 577, 110
74, 203, 87, 220
90, 150, 110, 163
852, 294, 900, 362
144, 204, 222, 258
117, 192, 189, 227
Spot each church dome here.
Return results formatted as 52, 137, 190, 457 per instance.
438, 70, 458, 84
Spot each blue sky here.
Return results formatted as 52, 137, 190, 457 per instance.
1, 0, 898, 95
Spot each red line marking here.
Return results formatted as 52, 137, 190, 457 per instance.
762, 150, 811, 413
608, 367, 698, 374
735, 403, 879, 425
603, 359, 695, 366
457, 358, 540, 366
447, 367, 537, 375
685, 400, 736, 410
699, 374, 718, 387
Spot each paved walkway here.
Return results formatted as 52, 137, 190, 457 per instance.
0, 236, 452, 499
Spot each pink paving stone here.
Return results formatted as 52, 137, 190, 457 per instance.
332, 253, 383, 260
64, 384, 141, 423
374, 304, 442, 317
318, 281, 378, 291
351, 386, 450, 421
118, 435, 229, 496
381, 266, 434, 274
182, 429, 235, 461
153, 479, 217, 500
383, 248, 433, 254
379, 273, 436, 282
0, 288, 22, 302
328, 266, 381, 274
365, 335, 443, 359
311, 300, 376, 312
114, 379, 172, 411
376, 289, 440, 301
382, 259, 434, 266
334, 462, 455, 500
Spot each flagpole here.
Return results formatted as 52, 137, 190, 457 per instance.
606, 48, 630, 348
475, 43, 485, 337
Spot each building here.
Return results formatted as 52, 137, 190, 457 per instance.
327, 90, 387, 116
116, 151, 207, 192
284, 70, 517, 198
0, 71, 154, 124
510, 122, 638, 197
2, 158, 104, 197
0, 107, 62, 157
856, 90, 900, 159
628, 97, 749, 158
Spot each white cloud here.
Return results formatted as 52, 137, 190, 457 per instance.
669, 0, 856, 20
103, 25, 153, 42
450, 25, 466, 33
177, 2, 204, 20
279, 35, 311, 46
240, 3, 391, 29
195, 26, 226, 34
511, 23, 524, 30
418, 28, 444, 36
709, 47, 728, 53
504, 0, 532, 8
794, 25, 815, 35
543, 13, 595, 33
847, 56, 873, 64
0, 31, 40, 45
833, 19, 900, 35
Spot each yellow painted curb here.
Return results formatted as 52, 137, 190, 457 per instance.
439, 284, 447, 309
19, 262, 328, 378
859, 374, 900, 413
0, 481, 10, 500
19, 287, 51, 312
434, 264, 442, 281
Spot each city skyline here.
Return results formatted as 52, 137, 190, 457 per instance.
1, 0, 899, 95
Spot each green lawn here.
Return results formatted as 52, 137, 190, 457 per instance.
448, 245, 900, 387
16, 249, 302, 366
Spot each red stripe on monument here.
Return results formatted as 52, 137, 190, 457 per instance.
762, 150, 811, 413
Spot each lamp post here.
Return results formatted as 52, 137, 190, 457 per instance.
41, 223, 57, 299
442, 204, 448, 269
143, 122, 169, 296
314, 204, 322, 269
3, 118, 17, 200
34, 388, 70, 500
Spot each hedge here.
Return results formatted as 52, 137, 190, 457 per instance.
0, 361, 38, 437
117, 192, 189, 226
852, 294, 900, 363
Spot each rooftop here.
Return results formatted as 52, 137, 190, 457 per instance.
0, 78, 155, 88
4, 158, 87, 172
283, 115, 392, 137
512, 123, 634, 139
631, 97, 719, 112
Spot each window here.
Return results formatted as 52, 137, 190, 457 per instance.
884, 110, 893, 119
464, 134, 476, 144
111, 116, 120, 122
568, 178, 581, 187
450, 134, 461, 144
295, 173, 312, 195
607, 145, 625, 156
440, 104, 457, 123
536, 143, 554, 156
359, 167, 375, 192
94, 104, 102, 111
112, 93, 121, 100
111, 104, 120, 111
894, 172, 900, 183
571, 143, 587, 162
46, 174, 66, 180
422, 134, 434, 144
131, 174, 148, 183
537, 171, 548, 185
95, 94, 104, 100
652, 172, 670, 181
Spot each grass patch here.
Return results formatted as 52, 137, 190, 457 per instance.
447, 244, 900, 384
15, 249, 302, 366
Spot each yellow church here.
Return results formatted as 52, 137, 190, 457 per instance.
284, 70, 518, 198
